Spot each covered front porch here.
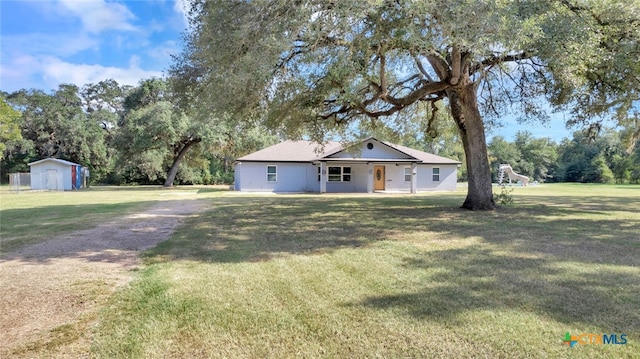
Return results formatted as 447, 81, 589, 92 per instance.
316, 160, 419, 194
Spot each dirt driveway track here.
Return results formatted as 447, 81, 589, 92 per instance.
0, 199, 207, 357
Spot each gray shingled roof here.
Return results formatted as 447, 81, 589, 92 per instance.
236, 138, 461, 164
237, 140, 343, 162
381, 141, 461, 164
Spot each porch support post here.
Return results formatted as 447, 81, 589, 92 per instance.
320, 161, 327, 193
367, 162, 374, 193
410, 162, 418, 194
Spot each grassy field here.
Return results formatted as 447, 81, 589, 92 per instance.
0, 185, 225, 254
2, 184, 639, 357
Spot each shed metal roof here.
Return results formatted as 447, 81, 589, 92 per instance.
28, 158, 81, 167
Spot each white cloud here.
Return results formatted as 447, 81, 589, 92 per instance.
2, 32, 98, 58
1, 1, 174, 92
173, 0, 189, 27
147, 40, 180, 62
1, 55, 40, 90
1, 55, 163, 92
59, 0, 139, 34
42, 56, 163, 87
129, 55, 142, 69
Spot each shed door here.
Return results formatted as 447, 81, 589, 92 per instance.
374, 166, 385, 190
46, 169, 58, 190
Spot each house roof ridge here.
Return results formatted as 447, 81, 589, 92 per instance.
382, 141, 462, 164
236, 138, 460, 164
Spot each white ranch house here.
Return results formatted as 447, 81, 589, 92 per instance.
234, 138, 460, 193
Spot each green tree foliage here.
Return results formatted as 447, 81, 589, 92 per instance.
81, 80, 131, 120
552, 4, 640, 149
205, 124, 280, 184
488, 128, 637, 184
173, 0, 640, 209
0, 96, 23, 158
352, 101, 467, 179
3, 85, 110, 182
556, 131, 619, 183
488, 136, 522, 181
609, 136, 640, 184
80, 79, 132, 135
78, 80, 133, 182
514, 132, 559, 182
631, 145, 640, 184
3, 77, 278, 186
114, 78, 231, 186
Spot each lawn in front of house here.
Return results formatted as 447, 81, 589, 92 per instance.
0, 185, 226, 254
92, 184, 640, 358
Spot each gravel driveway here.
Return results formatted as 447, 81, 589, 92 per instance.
0, 199, 207, 357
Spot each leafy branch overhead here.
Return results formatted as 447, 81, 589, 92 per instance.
173, 0, 639, 210
177, 0, 638, 129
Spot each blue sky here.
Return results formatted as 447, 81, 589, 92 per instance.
0, 0, 579, 142
488, 109, 576, 143
1, 0, 187, 93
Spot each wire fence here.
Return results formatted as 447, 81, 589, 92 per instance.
8, 172, 65, 192
8, 173, 31, 193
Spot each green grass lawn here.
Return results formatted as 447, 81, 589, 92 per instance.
84, 184, 640, 358
0, 185, 226, 254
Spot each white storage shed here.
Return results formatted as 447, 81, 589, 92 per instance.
28, 158, 85, 191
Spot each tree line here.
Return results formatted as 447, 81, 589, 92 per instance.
488, 130, 640, 184
0, 79, 277, 186
2, 77, 637, 186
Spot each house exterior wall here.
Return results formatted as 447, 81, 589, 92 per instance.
30, 162, 72, 190
234, 162, 319, 192
305, 165, 320, 192
234, 138, 460, 194
234, 162, 372, 193
382, 164, 412, 192
417, 165, 457, 191
234, 162, 457, 193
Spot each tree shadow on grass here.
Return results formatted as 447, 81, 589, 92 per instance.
518, 194, 640, 214
415, 196, 640, 267
140, 194, 640, 332
144, 196, 394, 263
145, 194, 640, 267
346, 245, 640, 332
196, 187, 229, 194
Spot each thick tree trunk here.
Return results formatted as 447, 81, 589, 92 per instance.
448, 82, 496, 210
163, 138, 201, 187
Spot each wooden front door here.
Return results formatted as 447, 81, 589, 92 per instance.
374, 165, 385, 190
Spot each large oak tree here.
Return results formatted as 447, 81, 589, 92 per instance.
115, 78, 221, 186
173, 0, 640, 209
4, 85, 111, 180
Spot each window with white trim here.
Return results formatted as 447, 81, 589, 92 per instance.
328, 166, 351, 182
432, 167, 440, 182
317, 166, 321, 181
267, 165, 277, 182
404, 167, 412, 182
